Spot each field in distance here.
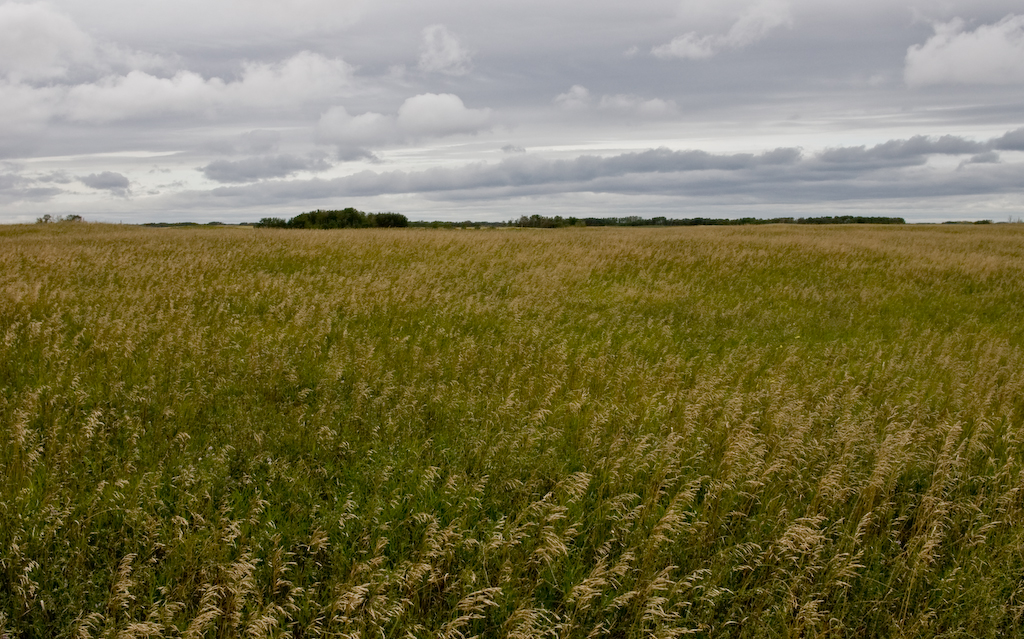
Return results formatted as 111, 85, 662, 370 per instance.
2, 223, 1024, 637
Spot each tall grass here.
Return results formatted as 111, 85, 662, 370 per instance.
2, 223, 1024, 637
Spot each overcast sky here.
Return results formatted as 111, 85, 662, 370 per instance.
2, 0, 1023, 223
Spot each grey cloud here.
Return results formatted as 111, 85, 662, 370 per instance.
959, 151, 1001, 167
336, 147, 381, 162
991, 127, 1024, 151
203, 146, 802, 203
0, 173, 26, 190
0, 173, 64, 202
815, 134, 990, 170
18, 187, 64, 199
0, 187, 64, 204
502, 144, 526, 153
37, 170, 74, 184
340, 146, 802, 194
907, 135, 989, 155
201, 154, 332, 183
80, 171, 129, 192
194, 131, 1023, 208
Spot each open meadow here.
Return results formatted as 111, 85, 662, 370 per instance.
2, 223, 1024, 638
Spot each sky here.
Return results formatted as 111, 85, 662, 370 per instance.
1, 0, 1023, 223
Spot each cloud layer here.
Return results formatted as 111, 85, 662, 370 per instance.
0, 2, 166, 82
186, 130, 1024, 212
1, 50, 352, 125
2, 0, 1023, 223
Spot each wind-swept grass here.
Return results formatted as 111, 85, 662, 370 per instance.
2, 223, 1024, 637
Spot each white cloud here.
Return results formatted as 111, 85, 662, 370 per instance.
229, 52, 352, 107
418, 24, 472, 76
0, 80, 61, 132
63, 70, 220, 121
598, 94, 677, 117
397, 93, 490, 135
554, 85, 591, 110
653, 0, 792, 60
317, 107, 396, 148
723, 0, 792, 48
0, 2, 94, 81
555, 86, 676, 117
317, 93, 491, 150
651, 33, 716, 59
0, 4, 352, 129
653, 33, 717, 60
0, 2, 166, 82
905, 14, 1024, 86
52, 52, 351, 122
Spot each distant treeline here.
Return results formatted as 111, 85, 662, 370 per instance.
143, 221, 228, 228
256, 212, 906, 230
507, 214, 906, 228
148, 212, 916, 229
255, 208, 409, 229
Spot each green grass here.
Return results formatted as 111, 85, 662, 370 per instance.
2, 223, 1024, 638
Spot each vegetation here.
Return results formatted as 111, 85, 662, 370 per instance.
35, 214, 83, 224
254, 211, 906, 230
2, 223, 1024, 637
509, 215, 906, 228
141, 222, 245, 228
256, 209, 409, 229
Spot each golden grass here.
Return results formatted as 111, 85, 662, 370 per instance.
2, 223, 1024, 637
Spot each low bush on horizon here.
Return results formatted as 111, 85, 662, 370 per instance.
257, 208, 409, 229
2, 223, 1024, 637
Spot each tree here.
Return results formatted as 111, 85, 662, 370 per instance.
288, 208, 367, 229
35, 214, 83, 224
255, 217, 287, 228
370, 212, 409, 228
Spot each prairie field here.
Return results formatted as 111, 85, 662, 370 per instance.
3, 223, 1024, 638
